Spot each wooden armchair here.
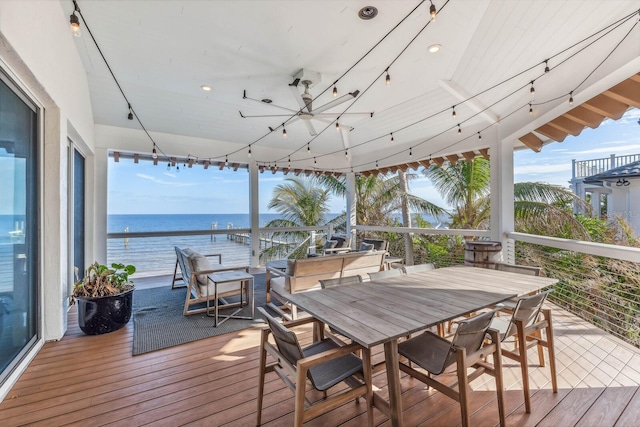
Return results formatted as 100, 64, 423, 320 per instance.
256, 307, 373, 426
398, 310, 506, 427
490, 290, 557, 413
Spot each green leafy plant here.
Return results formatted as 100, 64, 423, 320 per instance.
71, 261, 136, 301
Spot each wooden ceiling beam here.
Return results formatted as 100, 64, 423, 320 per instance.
603, 79, 640, 108
389, 166, 398, 173
379, 168, 390, 175
446, 155, 459, 165
397, 164, 409, 172
294, 169, 302, 176
113, 151, 120, 162
563, 105, 605, 129
232, 163, 240, 171
218, 162, 225, 170
204, 160, 210, 170
548, 115, 585, 136
462, 151, 476, 162
519, 133, 543, 152
432, 157, 445, 167
408, 162, 420, 171
304, 170, 312, 176
535, 124, 568, 142
582, 93, 628, 120
418, 160, 431, 168
478, 148, 490, 160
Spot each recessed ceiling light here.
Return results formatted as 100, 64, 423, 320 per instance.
358, 6, 378, 20
428, 44, 441, 53
200, 85, 212, 91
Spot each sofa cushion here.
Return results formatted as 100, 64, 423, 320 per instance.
330, 236, 348, 248
185, 249, 211, 285
359, 242, 375, 252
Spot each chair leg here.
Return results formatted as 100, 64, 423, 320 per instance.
516, 322, 532, 413
488, 330, 506, 427
456, 349, 471, 427
257, 329, 269, 426
535, 329, 545, 367
294, 368, 307, 427
544, 310, 558, 393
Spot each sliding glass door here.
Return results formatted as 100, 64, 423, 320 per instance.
0, 73, 39, 384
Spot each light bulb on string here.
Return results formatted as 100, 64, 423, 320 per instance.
385, 70, 391, 86
248, 145, 252, 157
529, 103, 533, 115
282, 125, 287, 138
544, 60, 550, 73
333, 85, 338, 97
225, 155, 228, 166
530, 81, 535, 96
429, 0, 437, 20
152, 145, 157, 159
452, 105, 456, 119
288, 156, 291, 169
410, 147, 413, 156
477, 132, 482, 140
69, 6, 81, 37
314, 157, 317, 164
127, 103, 133, 120
457, 124, 461, 134
345, 149, 348, 158
307, 143, 311, 153
176, 165, 180, 173
167, 162, 171, 171
376, 160, 379, 169
390, 133, 394, 144
336, 120, 340, 131
569, 91, 574, 106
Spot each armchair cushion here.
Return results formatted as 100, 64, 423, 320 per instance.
183, 248, 211, 285
323, 239, 339, 250
330, 235, 348, 248
359, 242, 375, 252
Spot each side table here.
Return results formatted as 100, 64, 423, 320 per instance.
206, 270, 255, 327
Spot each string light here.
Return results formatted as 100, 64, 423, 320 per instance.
166, 162, 171, 171
477, 132, 482, 140
345, 149, 348, 158
282, 124, 287, 138
69, 1, 81, 37
314, 157, 317, 164
569, 91, 574, 105
544, 59, 550, 73
390, 132, 394, 144
376, 160, 379, 169
333, 85, 338, 97
127, 103, 133, 120
409, 147, 413, 156
452, 105, 456, 119
385, 70, 391, 85
225, 155, 228, 165
529, 103, 533, 115
457, 124, 461, 134
530, 81, 535, 95
151, 144, 157, 159
307, 143, 311, 153
336, 120, 340, 131
288, 156, 291, 169
429, 0, 437, 20
248, 145, 252, 157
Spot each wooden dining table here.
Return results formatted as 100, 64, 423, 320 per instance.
280, 265, 558, 427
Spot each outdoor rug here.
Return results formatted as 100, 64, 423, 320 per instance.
132, 273, 267, 355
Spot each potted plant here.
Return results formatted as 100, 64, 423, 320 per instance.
71, 262, 136, 335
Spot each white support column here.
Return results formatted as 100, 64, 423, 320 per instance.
345, 172, 357, 250
490, 125, 514, 259
591, 190, 601, 219
249, 162, 260, 267
93, 147, 108, 263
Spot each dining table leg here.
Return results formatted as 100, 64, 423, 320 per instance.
384, 339, 404, 427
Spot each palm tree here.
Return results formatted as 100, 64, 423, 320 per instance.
424, 157, 590, 239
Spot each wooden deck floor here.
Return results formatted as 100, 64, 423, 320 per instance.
2, 274, 640, 426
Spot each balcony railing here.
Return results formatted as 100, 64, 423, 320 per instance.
572, 153, 640, 180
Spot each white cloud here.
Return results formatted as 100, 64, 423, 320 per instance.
514, 164, 572, 174
135, 173, 194, 186
566, 143, 640, 157
163, 172, 176, 178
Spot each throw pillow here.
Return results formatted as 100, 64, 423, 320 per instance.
359, 242, 375, 252
187, 250, 212, 285
323, 239, 339, 250
330, 236, 347, 248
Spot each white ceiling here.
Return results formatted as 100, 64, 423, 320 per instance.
64, 0, 640, 173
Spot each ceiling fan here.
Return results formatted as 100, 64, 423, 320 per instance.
240, 73, 373, 138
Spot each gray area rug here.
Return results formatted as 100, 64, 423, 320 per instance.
132, 273, 267, 355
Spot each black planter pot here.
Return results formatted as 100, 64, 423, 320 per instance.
76, 288, 134, 335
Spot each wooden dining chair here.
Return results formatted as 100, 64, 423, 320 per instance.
398, 310, 506, 427
256, 307, 373, 427
490, 290, 557, 413
319, 275, 363, 288
401, 263, 435, 274
368, 268, 404, 280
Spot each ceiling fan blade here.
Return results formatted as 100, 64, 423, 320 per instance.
243, 90, 299, 113
239, 111, 294, 118
302, 120, 317, 136
312, 90, 359, 115
315, 117, 353, 131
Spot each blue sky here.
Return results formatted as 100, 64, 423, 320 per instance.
108, 108, 640, 215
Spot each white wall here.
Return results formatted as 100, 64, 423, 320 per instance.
0, 0, 96, 398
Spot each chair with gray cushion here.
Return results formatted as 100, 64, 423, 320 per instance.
368, 268, 404, 281
398, 310, 506, 427
174, 246, 248, 316
361, 238, 389, 253
256, 307, 373, 426
319, 275, 363, 289
490, 290, 557, 414
402, 263, 435, 274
